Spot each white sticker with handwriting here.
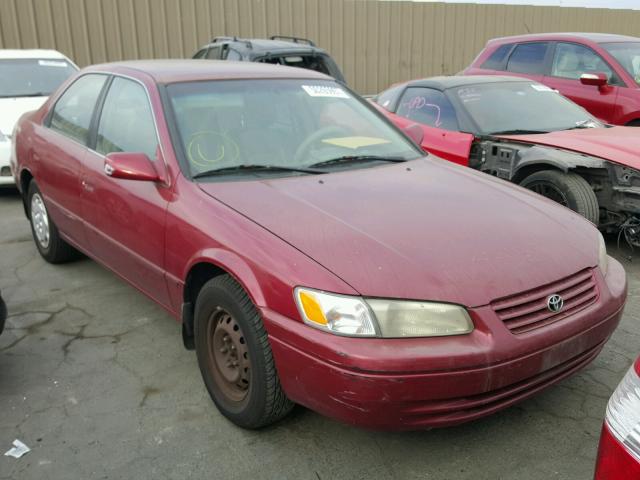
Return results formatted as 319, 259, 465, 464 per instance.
38, 60, 68, 68
302, 85, 350, 98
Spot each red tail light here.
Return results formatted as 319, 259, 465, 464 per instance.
594, 358, 640, 479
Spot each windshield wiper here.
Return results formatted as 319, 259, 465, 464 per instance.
488, 129, 549, 136
308, 155, 408, 168
192, 164, 324, 179
0, 92, 50, 98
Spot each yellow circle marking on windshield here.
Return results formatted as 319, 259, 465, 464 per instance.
187, 131, 240, 168
321, 136, 391, 149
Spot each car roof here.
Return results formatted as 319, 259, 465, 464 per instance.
0, 49, 72, 60
402, 75, 533, 91
89, 59, 333, 84
200, 37, 326, 56
488, 32, 639, 45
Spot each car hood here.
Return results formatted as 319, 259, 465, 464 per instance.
198, 158, 599, 307
498, 127, 640, 170
0, 97, 48, 135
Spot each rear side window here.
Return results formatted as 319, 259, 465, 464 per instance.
96, 77, 158, 160
507, 42, 549, 74
396, 87, 459, 131
481, 44, 513, 70
206, 46, 222, 60
49, 74, 107, 145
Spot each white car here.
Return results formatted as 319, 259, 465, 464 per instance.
0, 49, 77, 186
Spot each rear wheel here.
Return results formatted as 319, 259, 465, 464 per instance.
194, 274, 293, 429
27, 181, 78, 263
519, 170, 599, 225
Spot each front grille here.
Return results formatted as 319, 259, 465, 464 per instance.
492, 268, 598, 334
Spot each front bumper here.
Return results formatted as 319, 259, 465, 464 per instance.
263, 258, 627, 430
0, 141, 15, 185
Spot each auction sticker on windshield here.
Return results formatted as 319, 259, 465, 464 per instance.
302, 85, 350, 98
38, 60, 69, 68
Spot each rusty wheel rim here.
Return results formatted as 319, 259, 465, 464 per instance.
207, 308, 250, 403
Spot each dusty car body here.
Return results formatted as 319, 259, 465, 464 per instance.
374, 76, 640, 246
12, 61, 626, 430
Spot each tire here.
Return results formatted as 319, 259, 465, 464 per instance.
194, 274, 293, 429
27, 181, 78, 263
519, 170, 599, 225
626, 120, 640, 127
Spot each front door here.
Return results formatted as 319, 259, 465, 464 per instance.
80, 76, 171, 307
544, 42, 619, 122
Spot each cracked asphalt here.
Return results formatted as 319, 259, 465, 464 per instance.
0, 187, 638, 480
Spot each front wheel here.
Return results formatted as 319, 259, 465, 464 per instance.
194, 275, 293, 429
519, 170, 599, 225
27, 181, 78, 263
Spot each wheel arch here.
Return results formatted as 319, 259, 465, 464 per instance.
512, 145, 606, 184
512, 162, 565, 184
180, 249, 267, 350
19, 168, 34, 217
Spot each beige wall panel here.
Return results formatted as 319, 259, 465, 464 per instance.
3, 0, 640, 93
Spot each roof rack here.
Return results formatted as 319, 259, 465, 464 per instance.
211, 36, 252, 49
269, 35, 316, 47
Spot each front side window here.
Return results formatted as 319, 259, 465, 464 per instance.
602, 42, 640, 86
0, 58, 77, 98
396, 87, 459, 131
96, 77, 158, 159
507, 42, 549, 74
167, 79, 421, 178
552, 42, 614, 81
452, 81, 602, 135
49, 74, 107, 145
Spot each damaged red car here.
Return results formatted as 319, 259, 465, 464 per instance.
374, 76, 640, 246
12, 61, 626, 430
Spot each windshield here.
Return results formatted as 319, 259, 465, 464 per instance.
451, 81, 602, 135
0, 58, 77, 98
167, 79, 421, 179
601, 42, 640, 86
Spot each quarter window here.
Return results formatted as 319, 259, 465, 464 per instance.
481, 44, 513, 70
49, 74, 107, 145
396, 87, 459, 131
96, 77, 158, 160
507, 42, 549, 75
552, 42, 615, 81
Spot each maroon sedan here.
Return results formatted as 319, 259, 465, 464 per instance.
464, 33, 640, 126
11, 60, 626, 430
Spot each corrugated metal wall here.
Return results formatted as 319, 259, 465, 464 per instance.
1, 0, 639, 94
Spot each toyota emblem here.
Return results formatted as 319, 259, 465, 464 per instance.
547, 294, 564, 313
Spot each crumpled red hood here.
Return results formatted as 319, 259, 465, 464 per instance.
498, 127, 640, 170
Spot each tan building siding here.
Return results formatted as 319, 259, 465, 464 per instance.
1, 0, 639, 93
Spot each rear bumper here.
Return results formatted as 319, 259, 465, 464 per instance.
263, 258, 627, 430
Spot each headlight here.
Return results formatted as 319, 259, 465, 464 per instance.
294, 287, 474, 338
598, 231, 608, 277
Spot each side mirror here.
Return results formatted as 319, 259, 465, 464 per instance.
403, 123, 425, 146
104, 152, 160, 182
580, 72, 608, 87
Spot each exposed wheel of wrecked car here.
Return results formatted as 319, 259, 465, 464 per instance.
27, 181, 78, 263
519, 170, 599, 225
194, 275, 293, 428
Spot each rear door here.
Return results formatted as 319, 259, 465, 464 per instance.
37, 73, 108, 246
543, 42, 619, 122
80, 76, 171, 306
392, 86, 473, 166
504, 42, 551, 83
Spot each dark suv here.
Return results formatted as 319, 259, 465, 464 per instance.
192, 35, 346, 83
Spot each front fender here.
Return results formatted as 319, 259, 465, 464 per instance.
182, 248, 266, 307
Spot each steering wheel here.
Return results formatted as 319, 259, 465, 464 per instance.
294, 125, 346, 164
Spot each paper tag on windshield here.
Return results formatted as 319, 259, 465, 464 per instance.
302, 85, 350, 98
531, 84, 553, 92
38, 60, 68, 67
